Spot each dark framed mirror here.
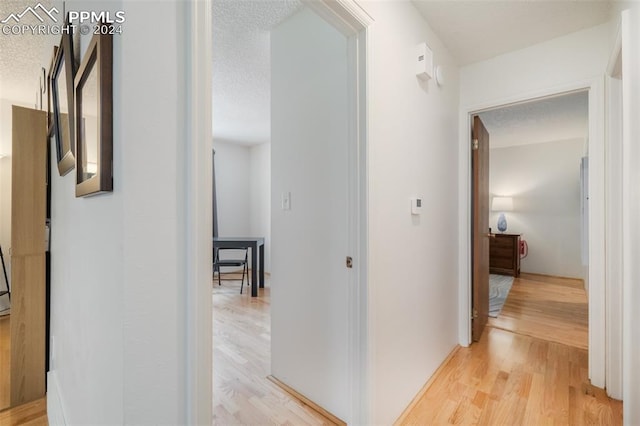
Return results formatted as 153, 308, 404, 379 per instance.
47, 46, 58, 130
74, 27, 113, 197
51, 21, 75, 176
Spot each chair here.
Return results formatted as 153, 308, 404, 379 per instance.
213, 247, 249, 294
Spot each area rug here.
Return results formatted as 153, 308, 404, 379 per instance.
489, 274, 514, 318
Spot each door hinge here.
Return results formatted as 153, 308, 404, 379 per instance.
472, 139, 479, 150
346, 256, 353, 269
472, 308, 478, 319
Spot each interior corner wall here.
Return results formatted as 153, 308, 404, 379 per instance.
46, 0, 191, 424
358, 1, 461, 423
249, 142, 271, 272
490, 139, 584, 279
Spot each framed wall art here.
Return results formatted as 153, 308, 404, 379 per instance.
51, 20, 76, 176
74, 26, 113, 197
47, 45, 58, 130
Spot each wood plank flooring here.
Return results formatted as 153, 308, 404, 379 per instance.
399, 327, 622, 425
212, 274, 337, 425
488, 273, 588, 349
0, 398, 47, 426
400, 272, 620, 425
1, 315, 10, 411
0, 316, 48, 425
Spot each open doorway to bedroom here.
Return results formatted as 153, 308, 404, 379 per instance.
479, 91, 590, 350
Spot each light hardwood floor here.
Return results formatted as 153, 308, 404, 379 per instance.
400, 272, 620, 425
212, 274, 338, 425
1, 315, 10, 411
399, 327, 622, 425
0, 398, 47, 426
0, 315, 48, 425
488, 273, 588, 349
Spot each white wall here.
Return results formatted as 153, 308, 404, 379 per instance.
271, 7, 350, 421
213, 139, 271, 271
490, 139, 584, 278
460, 24, 610, 107
213, 139, 251, 237
250, 143, 271, 271
45, 0, 195, 423
359, 1, 461, 423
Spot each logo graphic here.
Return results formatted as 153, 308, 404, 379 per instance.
1, 3, 59, 24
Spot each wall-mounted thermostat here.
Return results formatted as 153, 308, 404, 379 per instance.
411, 197, 423, 215
416, 42, 433, 81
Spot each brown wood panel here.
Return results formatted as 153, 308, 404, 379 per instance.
11, 106, 47, 257
0, 315, 9, 410
472, 116, 490, 342
10, 106, 47, 408
10, 255, 46, 406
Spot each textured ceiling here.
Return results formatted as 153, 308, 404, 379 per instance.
213, 0, 302, 146
412, 0, 613, 66
479, 91, 588, 149
0, 0, 55, 104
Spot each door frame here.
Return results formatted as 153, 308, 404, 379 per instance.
458, 77, 607, 388
184, 0, 372, 423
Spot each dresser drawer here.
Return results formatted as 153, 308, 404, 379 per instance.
489, 234, 521, 277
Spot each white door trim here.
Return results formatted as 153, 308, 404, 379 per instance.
605, 21, 623, 400
457, 77, 607, 388
184, 0, 213, 423
301, 1, 373, 422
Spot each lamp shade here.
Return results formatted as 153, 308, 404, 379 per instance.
492, 196, 513, 212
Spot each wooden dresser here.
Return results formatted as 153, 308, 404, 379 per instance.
489, 233, 521, 277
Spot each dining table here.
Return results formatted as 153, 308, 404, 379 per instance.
213, 237, 265, 297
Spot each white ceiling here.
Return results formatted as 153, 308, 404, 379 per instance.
0, 1, 608, 148
412, 0, 614, 66
212, 0, 302, 146
479, 91, 589, 149
0, 0, 55, 104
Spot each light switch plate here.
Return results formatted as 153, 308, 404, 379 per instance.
282, 192, 291, 211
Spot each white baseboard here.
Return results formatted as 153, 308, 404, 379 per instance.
47, 371, 68, 426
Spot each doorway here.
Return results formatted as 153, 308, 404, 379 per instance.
209, 1, 370, 424
472, 91, 590, 349
462, 79, 607, 389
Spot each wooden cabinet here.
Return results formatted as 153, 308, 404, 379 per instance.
10, 106, 47, 406
489, 233, 521, 277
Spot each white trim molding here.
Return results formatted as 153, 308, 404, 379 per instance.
184, 0, 213, 424
621, 7, 640, 424
458, 78, 607, 389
